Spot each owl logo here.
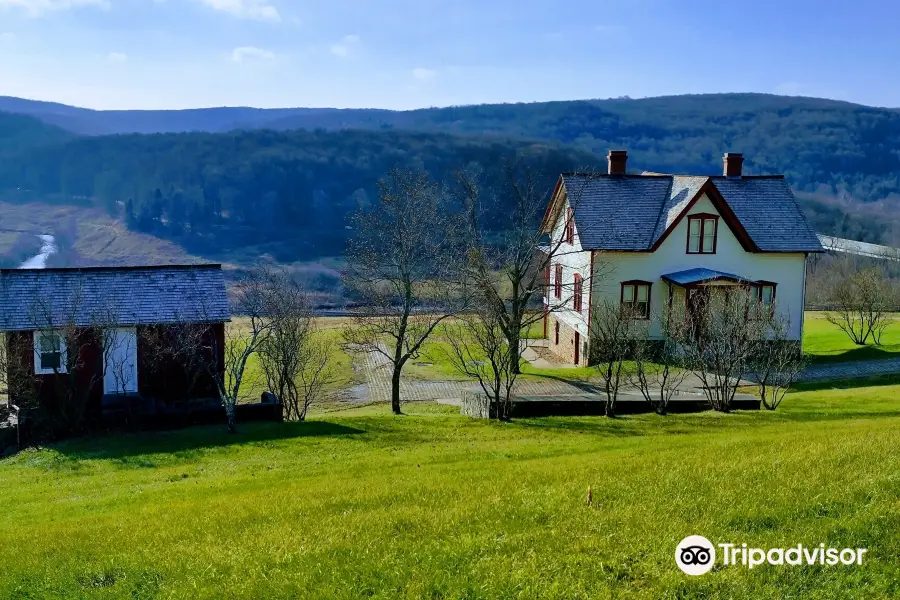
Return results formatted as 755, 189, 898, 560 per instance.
676, 536, 716, 575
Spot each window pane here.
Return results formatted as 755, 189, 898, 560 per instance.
622, 285, 634, 303
688, 219, 701, 252
762, 286, 774, 305
40, 334, 60, 353
637, 285, 649, 303
637, 302, 648, 317
702, 219, 716, 252
41, 351, 61, 370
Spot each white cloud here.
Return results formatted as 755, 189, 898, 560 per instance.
232, 46, 275, 63
197, 0, 280, 22
107, 52, 128, 63
330, 34, 360, 58
0, 0, 108, 17
412, 67, 437, 82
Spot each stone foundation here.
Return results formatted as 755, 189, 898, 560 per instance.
546, 314, 589, 366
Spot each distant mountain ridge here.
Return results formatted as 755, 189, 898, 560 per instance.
0, 92, 899, 265
4, 92, 900, 205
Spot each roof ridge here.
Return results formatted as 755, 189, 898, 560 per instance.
0, 263, 222, 274
648, 177, 677, 249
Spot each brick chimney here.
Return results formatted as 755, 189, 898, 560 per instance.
723, 152, 744, 178
607, 150, 627, 175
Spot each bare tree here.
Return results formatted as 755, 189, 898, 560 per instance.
627, 302, 691, 415
750, 312, 807, 411
443, 299, 519, 421
590, 299, 640, 417
343, 167, 465, 414
258, 272, 335, 421
200, 268, 278, 433
825, 262, 895, 345
454, 163, 606, 375
679, 289, 762, 413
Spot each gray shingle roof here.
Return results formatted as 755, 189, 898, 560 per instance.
562, 173, 823, 253
563, 174, 672, 251
0, 264, 229, 331
711, 176, 822, 252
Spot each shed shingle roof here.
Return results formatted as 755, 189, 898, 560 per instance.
0, 264, 229, 331
560, 173, 823, 253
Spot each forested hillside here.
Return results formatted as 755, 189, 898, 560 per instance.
1, 92, 899, 265
0, 112, 72, 156
5, 93, 900, 205
0, 125, 600, 259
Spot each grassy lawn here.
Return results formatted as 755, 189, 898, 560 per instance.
2, 380, 900, 598
803, 312, 900, 364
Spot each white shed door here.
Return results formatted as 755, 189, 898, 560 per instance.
104, 327, 138, 394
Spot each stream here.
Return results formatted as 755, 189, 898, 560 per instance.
20, 234, 57, 269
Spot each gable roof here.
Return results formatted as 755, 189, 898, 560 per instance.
0, 264, 230, 332
547, 172, 823, 253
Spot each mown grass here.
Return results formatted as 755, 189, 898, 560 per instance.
1, 382, 900, 598
803, 311, 900, 364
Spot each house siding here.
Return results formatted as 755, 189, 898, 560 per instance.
6, 322, 227, 422
590, 194, 807, 340
546, 192, 592, 364
6, 329, 105, 423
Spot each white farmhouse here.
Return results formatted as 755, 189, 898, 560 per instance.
539, 150, 824, 366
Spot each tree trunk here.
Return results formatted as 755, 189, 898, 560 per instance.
391, 366, 402, 415
509, 338, 522, 375
605, 397, 616, 418
226, 406, 237, 434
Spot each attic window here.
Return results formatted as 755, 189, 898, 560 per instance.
565, 207, 574, 244
687, 214, 718, 254
34, 331, 66, 374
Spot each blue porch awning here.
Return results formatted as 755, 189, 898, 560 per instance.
662, 268, 757, 287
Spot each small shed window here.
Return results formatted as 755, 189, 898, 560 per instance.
34, 331, 67, 374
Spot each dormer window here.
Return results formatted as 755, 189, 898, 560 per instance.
564, 207, 574, 244
687, 214, 718, 254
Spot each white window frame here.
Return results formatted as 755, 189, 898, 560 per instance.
34, 330, 67, 375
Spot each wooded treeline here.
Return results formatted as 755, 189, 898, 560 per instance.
2, 90, 900, 259
0, 124, 599, 258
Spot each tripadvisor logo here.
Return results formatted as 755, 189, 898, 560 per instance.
676, 535, 716, 575
676, 536, 868, 576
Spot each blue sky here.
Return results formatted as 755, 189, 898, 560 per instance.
0, 0, 898, 110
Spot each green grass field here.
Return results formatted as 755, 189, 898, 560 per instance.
2, 378, 900, 598
803, 312, 900, 364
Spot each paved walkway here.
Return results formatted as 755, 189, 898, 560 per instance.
797, 357, 900, 382
346, 344, 900, 406
350, 344, 598, 403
